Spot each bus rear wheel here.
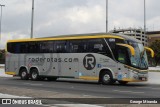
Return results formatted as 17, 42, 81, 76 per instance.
20, 68, 29, 80
30, 69, 39, 81
100, 71, 115, 85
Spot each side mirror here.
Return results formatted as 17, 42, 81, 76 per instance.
116, 43, 135, 56
144, 47, 154, 58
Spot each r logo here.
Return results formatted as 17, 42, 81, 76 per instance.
83, 54, 96, 70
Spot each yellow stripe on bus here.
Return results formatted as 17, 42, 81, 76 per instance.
5, 72, 16, 75
79, 76, 99, 80
122, 78, 144, 82
7, 35, 124, 43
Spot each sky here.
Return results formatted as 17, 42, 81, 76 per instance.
0, 0, 160, 49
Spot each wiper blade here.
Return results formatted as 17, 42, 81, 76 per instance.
140, 50, 145, 58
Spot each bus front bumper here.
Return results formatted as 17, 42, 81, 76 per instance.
119, 72, 148, 82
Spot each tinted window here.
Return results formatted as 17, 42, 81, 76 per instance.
7, 41, 56, 53
69, 40, 87, 53
88, 39, 105, 53
106, 38, 125, 58
39, 41, 55, 53
116, 46, 130, 65
88, 39, 113, 58
28, 42, 40, 53
55, 41, 67, 53
19, 42, 28, 53
7, 42, 28, 53
7, 43, 15, 53
7, 38, 122, 58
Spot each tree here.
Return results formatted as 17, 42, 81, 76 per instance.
150, 40, 160, 66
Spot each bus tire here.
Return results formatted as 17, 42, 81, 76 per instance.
100, 71, 115, 85
118, 81, 128, 85
30, 68, 39, 81
20, 68, 29, 80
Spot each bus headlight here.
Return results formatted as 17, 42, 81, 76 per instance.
132, 70, 138, 74
129, 69, 138, 74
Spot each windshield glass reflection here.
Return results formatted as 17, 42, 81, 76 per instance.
128, 41, 148, 69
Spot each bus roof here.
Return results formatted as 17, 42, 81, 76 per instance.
7, 33, 141, 43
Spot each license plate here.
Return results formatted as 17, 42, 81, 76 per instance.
142, 77, 146, 81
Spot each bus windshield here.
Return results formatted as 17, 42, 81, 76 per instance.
128, 41, 148, 69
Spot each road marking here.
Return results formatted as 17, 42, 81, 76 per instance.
82, 94, 94, 97
113, 90, 144, 94
38, 104, 58, 107
70, 86, 74, 88
0, 93, 30, 98
24, 83, 43, 86
52, 104, 104, 107
136, 87, 160, 90
149, 87, 160, 90
135, 87, 151, 89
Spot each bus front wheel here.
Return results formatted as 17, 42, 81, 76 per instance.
30, 69, 39, 81
20, 68, 29, 80
100, 71, 115, 85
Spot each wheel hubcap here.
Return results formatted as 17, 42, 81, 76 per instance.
22, 71, 27, 77
32, 72, 37, 79
103, 74, 110, 82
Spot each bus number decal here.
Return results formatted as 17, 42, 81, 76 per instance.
83, 54, 96, 70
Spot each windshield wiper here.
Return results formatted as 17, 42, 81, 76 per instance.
138, 50, 147, 68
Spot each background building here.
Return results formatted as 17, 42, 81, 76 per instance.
110, 28, 148, 46
147, 31, 160, 46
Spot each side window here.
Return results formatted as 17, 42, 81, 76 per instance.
7, 43, 11, 53
7, 42, 28, 53
20, 42, 28, 53
69, 40, 87, 53
28, 42, 40, 53
117, 49, 127, 64
47, 41, 55, 53
106, 38, 116, 51
87, 39, 112, 58
40, 42, 47, 53
118, 50, 126, 64
7, 41, 57, 53
106, 38, 125, 58
55, 41, 67, 53
39, 41, 55, 53
116, 46, 130, 65
15, 44, 20, 53
7, 43, 15, 53
88, 39, 105, 53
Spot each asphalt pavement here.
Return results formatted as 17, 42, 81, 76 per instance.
0, 67, 160, 106
0, 76, 160, 98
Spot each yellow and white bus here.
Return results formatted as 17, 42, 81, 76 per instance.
5, 33, 154, 85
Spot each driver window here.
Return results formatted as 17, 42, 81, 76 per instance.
118, 49, 127, 64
